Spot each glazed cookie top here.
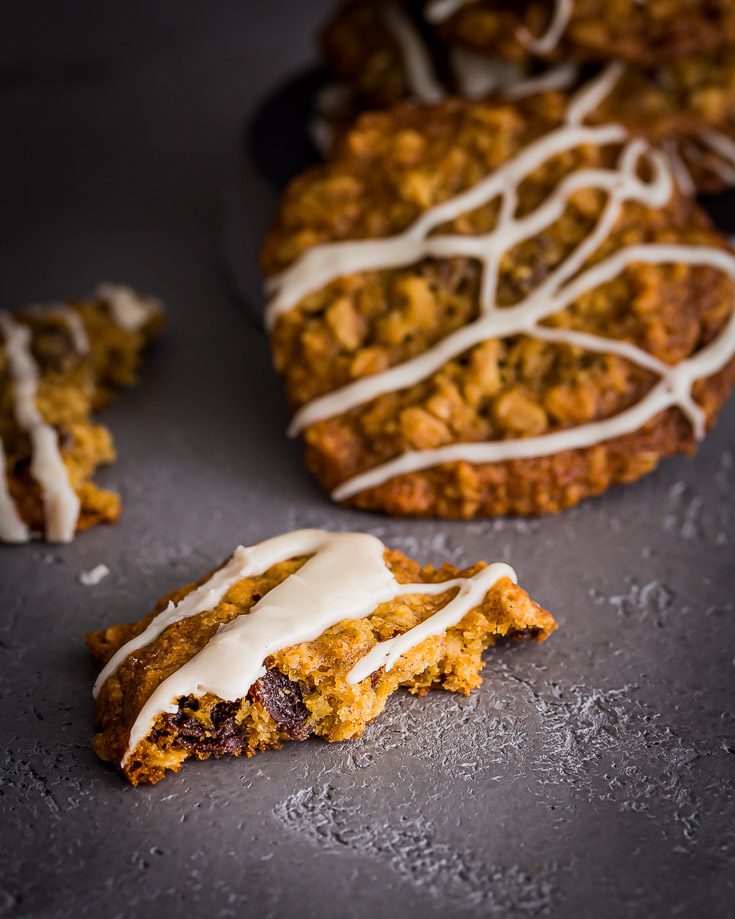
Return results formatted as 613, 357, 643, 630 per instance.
262, 70, 735, 504
426, 0, 735, 67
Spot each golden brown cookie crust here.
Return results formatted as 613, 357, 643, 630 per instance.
263, 96, 735, 518
431, 0, 735, 67
88, 546, 556, 785
319, 2, 735, 195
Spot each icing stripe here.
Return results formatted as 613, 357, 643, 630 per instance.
22, 303, 90, 356
663, 139, 697, 197
425, 0, 480, 24
386, 4, 579, 105
519, 0, 574, 55
0, 313, 80, 543
565, 61, 624, 126
383, 2, 446, 103
117, 529, 518, 766
93, 546, 254, 698
685, 130, 735, 187
346, 561, 515, 683
699, 130, 735, 175
266, 121, 626, 325
96, 282, 159, 332
56, 307, 90, 355
0, 437, 30, 543
502, 61, 578, 100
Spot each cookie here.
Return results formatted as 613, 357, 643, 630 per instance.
0, 284, 162, 543
320, 0, 579, 110
87, 528, 556, 785
262, 77, 735, 518
319, 1, 735, 193
426, 0, 735, 67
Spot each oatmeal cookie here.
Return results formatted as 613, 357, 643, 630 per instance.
87, 529, 556, 785
262, 86, 735, 518
0, 284, 162, 543
426, 0, 735, 67
319, 1, 735, 193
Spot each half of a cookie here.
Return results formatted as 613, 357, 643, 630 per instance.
262, 74, 735, 518
0, 284, 162, 543
87, 529, 555, 785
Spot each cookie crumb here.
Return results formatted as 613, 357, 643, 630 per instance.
79, 563, 110, 586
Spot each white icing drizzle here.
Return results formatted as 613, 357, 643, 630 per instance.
0, 313, 80, 543
663, 138, 697, 197
56, 307, 90, 355
346, 560, 516, 683
565, 60, 624, 126
115, 529, 517, 766
22, 302, 90, 356
449, 49, 577, 101
686, 129, 735, 186
381, 2, 580, 106
502, 60, 578, 100
0, 437, 29, 543
95, 282, 159, 332
425, 0, 479, 24
383, 2, 446, 103
663, 127, 735, 196
266, 66, 735, 503
94, 545, 255, 699
519, 0, 574, 55
699, 129, 735, 175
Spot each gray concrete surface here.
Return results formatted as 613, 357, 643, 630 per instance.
1, 3, 733, 917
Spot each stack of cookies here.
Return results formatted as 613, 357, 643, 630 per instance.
317, 0, 735, 194
258, 0, 735, 519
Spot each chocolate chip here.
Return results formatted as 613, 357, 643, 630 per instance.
250, 668, 311, 741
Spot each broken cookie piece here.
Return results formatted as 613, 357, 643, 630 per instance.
87, 528, 556, 785
0, 284, 162, 543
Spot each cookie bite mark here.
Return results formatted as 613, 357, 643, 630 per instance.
87, 529, 555, 784
263, 70, 735, 517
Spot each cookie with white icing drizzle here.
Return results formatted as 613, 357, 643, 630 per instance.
86, 528, 556, 785
0, 285, 162, 543
427, 0, 735, 67
318, 0, 579, 116
317, 2, 735, 194
262, 75, 735, 518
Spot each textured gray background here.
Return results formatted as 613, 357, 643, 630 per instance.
1, 3, 734, 917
